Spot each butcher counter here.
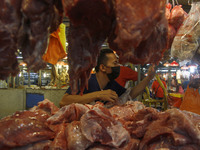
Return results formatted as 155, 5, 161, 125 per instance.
0, 88, 66, 118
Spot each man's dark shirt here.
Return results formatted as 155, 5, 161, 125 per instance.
66, 74, 126, 103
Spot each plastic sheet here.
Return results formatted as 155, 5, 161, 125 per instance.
171, 2, 200, 64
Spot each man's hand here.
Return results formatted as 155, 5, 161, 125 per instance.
147, 65, 156, 80
96, 89, 118, 103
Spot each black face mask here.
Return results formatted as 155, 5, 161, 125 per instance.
107, 66, 120, 81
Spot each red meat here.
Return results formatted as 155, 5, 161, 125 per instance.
66, 121, 92, 150
0, 110, 54, 148
63, 0, 114, 94
80, 107, 130, 148
170, 5, 188, 30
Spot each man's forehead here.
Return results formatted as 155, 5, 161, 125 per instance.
106, 53, 117, 61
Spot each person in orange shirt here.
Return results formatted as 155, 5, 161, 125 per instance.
152, 77, 167, 100
115, 66, 138, 87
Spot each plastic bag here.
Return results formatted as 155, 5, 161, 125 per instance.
180, 86, 200, 115
43, 23, 67, 65
171, 2, 200, 64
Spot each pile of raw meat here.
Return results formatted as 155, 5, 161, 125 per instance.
0, 99, 199, 150
0, 0, 63, 79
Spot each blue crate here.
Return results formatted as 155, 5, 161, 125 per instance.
26, 93, 44, 109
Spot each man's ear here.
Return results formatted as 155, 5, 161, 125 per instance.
99, 64, 106, 72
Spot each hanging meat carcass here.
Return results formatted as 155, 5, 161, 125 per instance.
108, 0, 168, 65
0, 0, 63, 80
18, 0, 63, 72
0, 0, 22, 79
63, 0, 115, 94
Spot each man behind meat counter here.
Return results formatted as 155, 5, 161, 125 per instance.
60, 49, 155, 107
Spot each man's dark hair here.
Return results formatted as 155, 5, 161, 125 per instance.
95, 49, 114, 72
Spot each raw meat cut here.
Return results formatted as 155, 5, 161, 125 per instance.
80, 107, 130, 148
169, 5, 188, 30
49, 123, 67, 150
66, 121, 92, 150
108, 0, 167, 65
165, 3, 172, 20
139, 109, 200, 149
0, 110, 54, 148
125, 107, 159, 138
37, 99, 59, 115
47, 103, 89, 124
167, 24, 176, 48
18, 0, 63, 72
109, 101, 145, 122
12, 140, 52, 150
0, 0, 22, 79
63, 0, 114, 94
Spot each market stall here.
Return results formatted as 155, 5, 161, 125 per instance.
0, 0, 200, 149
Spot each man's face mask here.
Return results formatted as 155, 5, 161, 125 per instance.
106, 66, 120, 81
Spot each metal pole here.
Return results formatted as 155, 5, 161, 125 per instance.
137, 65, 142, 101
38, 70, 42, 88
28, 71, 30, 87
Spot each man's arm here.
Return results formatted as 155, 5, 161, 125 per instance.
129, 66, 155, 99
60, 89, 118, 107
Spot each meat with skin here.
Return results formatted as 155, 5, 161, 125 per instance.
18, 0, 63, 72
80, 107, 130, 148
0, 0, 22, 79
0, 110, 54, 148
47, 103, 89, 125
63, 0, 114, 94
66, 121, 92, 150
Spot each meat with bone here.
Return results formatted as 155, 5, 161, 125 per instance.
80, 106, 130, 148
0, 0, 22, 80
108, 0, 167, 65
66, 121, 92, 150
0, 110, 54, 148
63, 0, 114, 94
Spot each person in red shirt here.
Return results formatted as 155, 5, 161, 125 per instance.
115, 66, 138, 87
152, 77, 167, 99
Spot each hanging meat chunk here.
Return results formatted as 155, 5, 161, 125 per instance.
0, 0, 22, 80
169, 5, 188, 30
63, 0, 114, 94
108, 0, 167, 65
17, 0, 63, 72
